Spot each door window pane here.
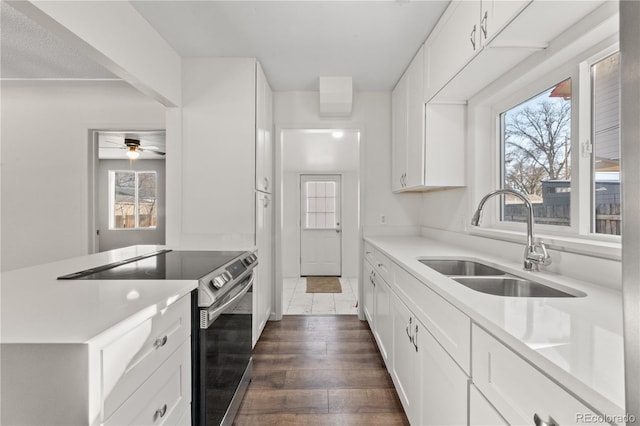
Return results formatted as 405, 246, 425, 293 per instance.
501, 79, 572, 226
592, 53, 621, 235
304, 180, 338, 229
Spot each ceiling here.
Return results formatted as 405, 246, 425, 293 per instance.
283, 129, 359, 172
0, 1, 117, 79
131, 1, 449, 91
2, 1, 449, 91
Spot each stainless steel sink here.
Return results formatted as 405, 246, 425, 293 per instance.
418, 259, 506, 276
452, 277, 578, 298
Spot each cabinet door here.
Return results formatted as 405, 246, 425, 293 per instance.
363, 261, 375, 326
418, 318, 468, 426
391, 74, 407, 192
480, 0, 530, 46
472, 325, 607, 426
373, 274, 392, 365
470, 384, 508, 426
255, 62, 273, 193
405, 46, 425, 189
391, 293, 418, 424
253, 192, 272, 345
425, 0, 481, 99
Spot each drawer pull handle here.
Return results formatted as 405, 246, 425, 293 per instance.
154, 403, 168, 421
154, 336, 168, 349
533, 414, 558, 426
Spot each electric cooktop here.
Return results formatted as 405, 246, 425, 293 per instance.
58, 250, 246, 281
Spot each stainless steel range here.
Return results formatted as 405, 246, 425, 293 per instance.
58, 249, 258, 426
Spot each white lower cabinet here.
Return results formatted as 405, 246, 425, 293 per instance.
470, 384, 508, 426
419, 322, 469, 426
104, 340, 191, 426
101, 295, 191, 420
390, 290, 469, 426
472, 325, 606, 426
373, 271, 392, 364
254, 191, 273, 346
391, 292, 420, 424
363, 260, 375, 326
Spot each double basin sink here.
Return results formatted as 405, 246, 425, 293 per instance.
418, 259, 583, 298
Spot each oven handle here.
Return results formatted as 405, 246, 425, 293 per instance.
202, 269, 255, 328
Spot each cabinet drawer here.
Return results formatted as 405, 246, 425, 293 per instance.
364, 242, 393, 284
102, 295, 191, 420
472, 325, 605, 426
104, 340, 191, 426
364, 242, 376, 264
393, 264, 470, 374
372, 249, 393, 284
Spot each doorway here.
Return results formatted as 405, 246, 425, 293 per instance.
278, 128, 360, 316
300, 174, 342, 276
93, 130, 166, 252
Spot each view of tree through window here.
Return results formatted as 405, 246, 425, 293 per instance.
501, 79, 572, 226
110, 171, 157, 229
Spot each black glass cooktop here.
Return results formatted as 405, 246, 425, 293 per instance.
58, 250, 246, 280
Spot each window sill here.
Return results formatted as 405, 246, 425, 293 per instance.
467, 226, 621, 261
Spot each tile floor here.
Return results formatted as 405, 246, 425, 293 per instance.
282, 277, 359, 315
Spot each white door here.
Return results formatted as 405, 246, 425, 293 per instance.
300, 175, 341, 276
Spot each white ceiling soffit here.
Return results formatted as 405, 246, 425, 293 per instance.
0, 2, 117, 79
131, 1, 449, 91
98, 130, 166, 160
282, 129, 359, 172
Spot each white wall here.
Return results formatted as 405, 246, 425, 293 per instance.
1, 80, 165, 271
274, 91, 423, 235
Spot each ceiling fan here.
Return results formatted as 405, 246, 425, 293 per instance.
102, 137, 166, 159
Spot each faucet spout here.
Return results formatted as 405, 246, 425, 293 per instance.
471, 189, 551, 271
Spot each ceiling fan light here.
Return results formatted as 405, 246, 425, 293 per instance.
126, 147, 140, 159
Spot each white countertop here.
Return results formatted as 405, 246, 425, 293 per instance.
0, 246, 198, 344
365, 235, 625, 418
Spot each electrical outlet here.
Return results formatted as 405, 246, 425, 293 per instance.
380, 214, 387, 225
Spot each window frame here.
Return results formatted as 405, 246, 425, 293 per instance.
108, 170, 158, 231
480, 43, 621, 246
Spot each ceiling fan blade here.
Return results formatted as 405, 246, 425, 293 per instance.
150, 150, 166, 156
101, 146, 126, 150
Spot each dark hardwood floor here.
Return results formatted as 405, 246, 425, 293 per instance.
234, 315, 409, 426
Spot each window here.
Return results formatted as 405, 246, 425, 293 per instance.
591, 53, 621, 235
304, 181, 337, 229
501, 79, 572, 227
109, 171, 157, 229
491, 45, 621, 242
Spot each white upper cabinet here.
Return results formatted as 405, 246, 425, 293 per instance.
392, 45, 466, 193
405, 46, 426, 190
425, 0, 481, 101
480, 0, 531, 46
255, 62, 273, 194
391, 73, 408, 192
425, 0, 612, 102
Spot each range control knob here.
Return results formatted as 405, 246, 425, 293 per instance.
243, 254, 257, 266
211, 275, 226, 289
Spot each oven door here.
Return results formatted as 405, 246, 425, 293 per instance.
197, 270, 254, 426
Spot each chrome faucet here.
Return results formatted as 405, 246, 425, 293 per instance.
471, 189, 552, 272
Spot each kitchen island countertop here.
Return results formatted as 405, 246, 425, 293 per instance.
1, 245, 198, 344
